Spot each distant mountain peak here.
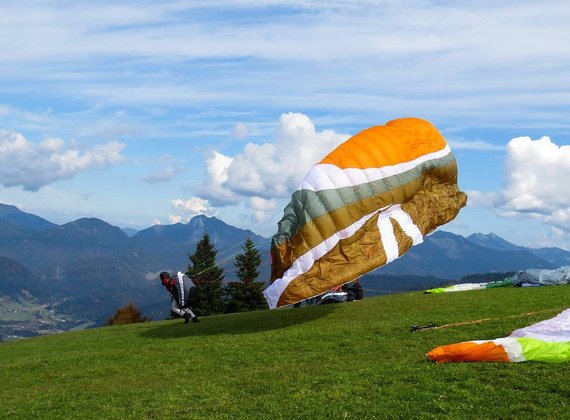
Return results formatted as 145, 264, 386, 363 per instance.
188, 214, 224, 227
0, 203, 21, 217
471, 232, 502, 241
190, 214, 212, 221
466, 232, 521, 251
66, 217, 113, 227
50, 217, 130, 243
0, 203, 56, 234
431, 230, 462, 238
188, 215, 207, 228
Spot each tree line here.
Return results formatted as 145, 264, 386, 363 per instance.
186, 232, 267, 316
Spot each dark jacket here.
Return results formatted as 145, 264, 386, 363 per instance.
162, 272, 197, 307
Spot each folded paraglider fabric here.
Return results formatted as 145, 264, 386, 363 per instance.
425, 278, 513, 294
264, 118, 467, 308
425, 283, 492, 294
510, 266, 570, 287
424, 266, 570, 294
427, 308, 570, 363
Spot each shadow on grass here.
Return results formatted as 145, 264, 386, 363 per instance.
139, 304, 338, 339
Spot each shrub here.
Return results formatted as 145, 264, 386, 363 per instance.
105, 302, 150, 326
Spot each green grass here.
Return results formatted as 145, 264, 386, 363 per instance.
1, 286, 569, 419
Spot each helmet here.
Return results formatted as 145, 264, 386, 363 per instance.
159, 271, 170, 281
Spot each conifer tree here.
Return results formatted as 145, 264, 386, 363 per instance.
186, 232, 225, 315
226, 237, 267, 313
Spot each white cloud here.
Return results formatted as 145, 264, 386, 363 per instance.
0, 104, 51, 125
198, 151, 237, 205
232, 123, 248, 140
219, 112, 348, 199
39, 137, 65, 152
3, 1, 568, 64
465, 190, 501, 208
448, 140, 504, 151
545, 209, 570, 225
142, 164, 179, 184
550, 226, 566, 239
2, 1, 569, 131
0, 129, 125, 191
470, 135, 570, 233
502, 136, 570, 217
168, 214, 182, 224
181, 113, 347, 225
170, 197, 217, 221
532, 226, 570, 251
249, 196, 280, 223
52, 142, 124, 173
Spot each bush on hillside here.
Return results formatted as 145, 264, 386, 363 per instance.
105, 302, 150, 326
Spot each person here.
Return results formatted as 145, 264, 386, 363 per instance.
159, 271, 200, 324
343, 280, 364, 301
317, 285, 348, 304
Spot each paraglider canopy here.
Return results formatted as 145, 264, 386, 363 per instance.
427, 308, 570, 363
264, 117, 467, 308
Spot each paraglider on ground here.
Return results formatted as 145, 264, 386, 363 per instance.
425, 265, 570, 294
427, 307, 570, 363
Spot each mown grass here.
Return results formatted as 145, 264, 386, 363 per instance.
1, 286, 569, 419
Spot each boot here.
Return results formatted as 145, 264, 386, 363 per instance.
183, 313, 191, 324
192, 316, 200, 323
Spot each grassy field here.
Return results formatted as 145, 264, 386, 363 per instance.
1, 286, 569, 419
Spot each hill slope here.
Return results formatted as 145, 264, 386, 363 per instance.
0, 256, 39, 298
1, 286, 568, 418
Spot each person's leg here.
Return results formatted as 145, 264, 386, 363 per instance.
172, 299, 199, 324
183, 307, 196, 318
183, 307, 200, 323
171, 299, 185, 317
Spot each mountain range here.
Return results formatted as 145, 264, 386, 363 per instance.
1, 202, 569, 337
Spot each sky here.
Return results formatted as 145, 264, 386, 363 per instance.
0, 0, 569, 249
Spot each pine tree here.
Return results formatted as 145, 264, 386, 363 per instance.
226, 237, 267, 313
186, 232, 225, 316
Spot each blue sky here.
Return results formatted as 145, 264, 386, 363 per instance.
0, 1, 569, 249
